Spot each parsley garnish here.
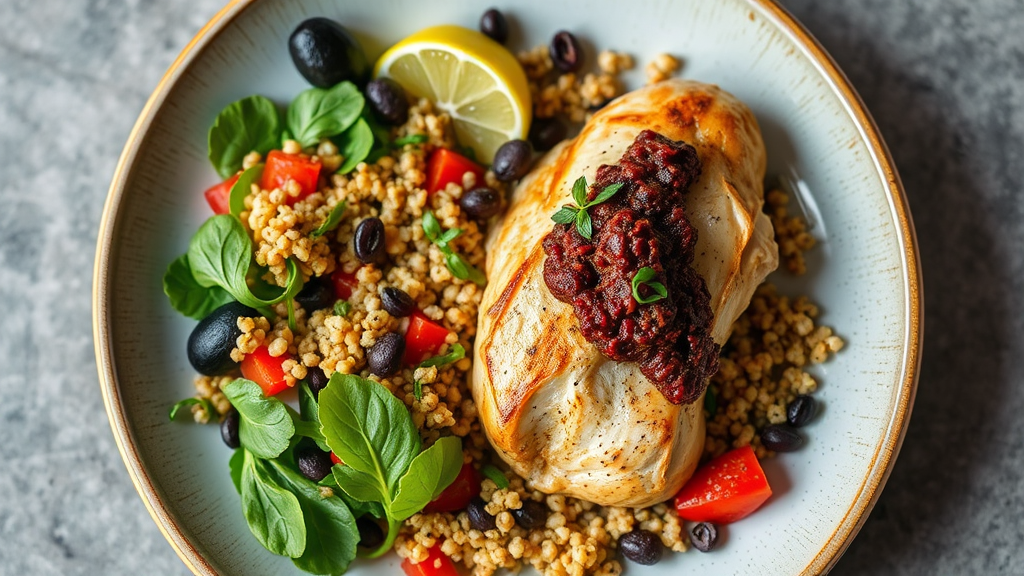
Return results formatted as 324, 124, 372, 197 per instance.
550, 176, 624, 240
422, 211, 486, 285
631, 267, 668, 304
413, 344, 466, 400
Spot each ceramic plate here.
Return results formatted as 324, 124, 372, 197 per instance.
93, 0, 922, 574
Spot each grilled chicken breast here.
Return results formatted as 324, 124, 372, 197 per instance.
472, 79, 778, 507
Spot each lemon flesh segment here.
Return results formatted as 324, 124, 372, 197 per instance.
375, 26, 531, 164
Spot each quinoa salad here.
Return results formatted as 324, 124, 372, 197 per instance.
164, 10, 843, 576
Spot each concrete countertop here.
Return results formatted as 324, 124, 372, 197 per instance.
1, 0, 1021, 573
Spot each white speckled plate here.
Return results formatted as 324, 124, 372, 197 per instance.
93, 0, 922, 574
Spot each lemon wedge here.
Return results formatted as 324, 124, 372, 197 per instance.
374, 25, 531, 164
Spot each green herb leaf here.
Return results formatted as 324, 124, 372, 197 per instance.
630, 266, 669, 304
362, 111, 393, 164
333, 300, 351, 317
332, 464, 389, 504
390, 437, 463, 520
229, 164, 264, 218
318, 373, 421, 490
481, 464, 510, 489
208, 95, 282, 179
336, 118, 374, 174
438, 227, 463, 246
287, 82, 364, 149
239, 449, 306, 558
229, 449, 244, 494
266, 459, 359, 575
286, 298, 297, 333
576, 209, 594, 240
419, 343, 465, 369
589, 182, 624, 206
187, 215, 304, 309
550, 206, 578, 225
394, 133, 429, 146
162, 255, 235, 320
570, 176, 588, 206
422, 210, 442, 242
310, 200, 348, 239
704, 386, 718, 419
413, 379, 424, 401
328, 465, 387, 518
445, 252, 487, 286
223, 379, 295, 459
168, 397, 215, 422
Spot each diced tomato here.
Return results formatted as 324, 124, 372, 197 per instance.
240, 345, 291, 396
330, 452, 343, 465
403, 311, 452, 365
261, 150, 321, 203
401, 545, 459, 576
203, 173, 240, 215
423, 461, 480, 513
331, 269, 359, 300
426, 148, 485, 194
673, 445, 772, 524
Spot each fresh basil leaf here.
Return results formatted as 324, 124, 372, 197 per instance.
570, 175, 588, 207
390, 437, 463, 520
223, 379, 295, 459
310, 201, 347, 239
266, 459, 359, 575
168, 397, 215, 422
290, 399, 329, 453
240, 450, 306, 558
208, 95, 282, 179
229, 164, 263, 218
444, 253, 486, 286
482, 464, 509, 489
332, 464, 388, 504
631, 266, 668, 304
318, 373, 421, 491
287, 82, 364, 148
550, 206, 578, 225
422, 211, 442, 242
336, 118, 374, 174
576, 209, 593, 240
393, 133, 429, 146
438, 228, 462, 246
327, 466, 387, 518
163, 255, 234, 320
333, 300, 351, 317
230, 448, 245, 494
298, 382, 319, 423
588, 182, 624, 207
419, 343, 465, 369
187, 215, 304, 309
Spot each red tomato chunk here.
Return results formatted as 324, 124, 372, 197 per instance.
426, 148, 485, 194
423, 461, 479, 513
261, 150, 322, 203
331, 269, 359, 300
673, 444, 772, 524
240, 345, 291, 397
203, 173, 240, 215
401, 546, 460, 576
403, 311, 451, 365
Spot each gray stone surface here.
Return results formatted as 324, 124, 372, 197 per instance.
0, 0, 1020, 574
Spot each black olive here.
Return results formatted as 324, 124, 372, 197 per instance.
479, 9, 509, 44
492, 139, 533, 182
690, 522, 718, 552
760, 424, 804, 452
289, 18, 370, 88
354, 217, 388, 266
357, 517, 385, 548
187, 301, 257, 376
467, 497, 497, 531
511, 499, 547, 530
220, 409, 240, 449
294, 277, 334, 312
787, 395, 818, 428
549, 31, 583, 73
381, 287, 416, 317
367, 332, 405, 377
459, 187, 502, 220
305, 366, 329, 399
528, 117, 568, 152
296, 443, 334, 482
618, 529, 663, 565
366, 78, 409, 125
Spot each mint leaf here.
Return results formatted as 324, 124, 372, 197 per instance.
208, 95, 281, 179
336, 118, 374, 174
551, 206, 578, 224
318, 373, 421, 489
229, 163, 263, 218
239, 450, 306, 558
588, 182, 624, 206
223, 379, 295, 459
162, 255, 234, 320
390, 437, 463, 520
287, 82, 364, 149
168, 397, 215, 421
631, 266, 668, 304
310, 202, 346, 239
576, 209, 593, 240
570, 175, 588, 206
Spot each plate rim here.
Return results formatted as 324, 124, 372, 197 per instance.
92, 0, 923, 574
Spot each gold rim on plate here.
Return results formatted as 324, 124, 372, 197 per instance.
92, 1, 922, 574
